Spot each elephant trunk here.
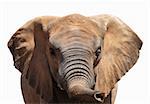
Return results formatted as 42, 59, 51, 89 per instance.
59, 46, 104, 102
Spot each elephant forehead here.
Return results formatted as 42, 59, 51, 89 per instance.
49, 29, 98, 49
48, 14, 101, 37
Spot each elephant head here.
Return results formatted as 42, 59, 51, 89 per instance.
8, 14, 142, 103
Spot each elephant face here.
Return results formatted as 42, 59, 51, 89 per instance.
8, 14, 142, 103
49, 15, 105, 101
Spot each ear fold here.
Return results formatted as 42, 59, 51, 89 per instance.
26, 22, 54, 102
90, 15, 143, 97
8, 16, 59, 102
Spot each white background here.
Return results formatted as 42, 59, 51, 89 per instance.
0, 0, 149, 104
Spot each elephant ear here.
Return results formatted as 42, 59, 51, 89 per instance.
90, 15, 143, 97
8, 17, 59, 102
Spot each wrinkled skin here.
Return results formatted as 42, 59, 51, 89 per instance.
8, 14, 142, 104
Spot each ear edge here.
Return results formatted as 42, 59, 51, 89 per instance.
7, 27, 34, 72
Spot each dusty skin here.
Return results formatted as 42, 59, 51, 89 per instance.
8, 14, 142, 104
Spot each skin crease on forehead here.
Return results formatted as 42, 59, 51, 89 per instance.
49, 29, 102, 53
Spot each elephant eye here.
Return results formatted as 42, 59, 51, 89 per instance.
49, 45, 60, 56
94, 47, 101, 67
95, 47, 101, 59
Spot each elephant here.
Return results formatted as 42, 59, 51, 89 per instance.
8, 14, 142, 104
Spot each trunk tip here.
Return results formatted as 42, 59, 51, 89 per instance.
94, 91, 105, 102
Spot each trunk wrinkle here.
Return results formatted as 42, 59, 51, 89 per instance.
64, 62, 90, 72
64, 68, 91, 81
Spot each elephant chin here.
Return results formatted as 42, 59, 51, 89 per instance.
67, 79, 105, 102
